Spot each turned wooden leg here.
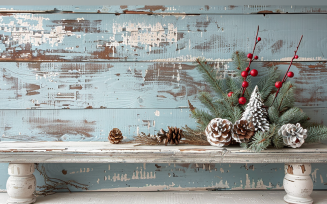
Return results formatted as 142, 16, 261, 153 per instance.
283, 163, 313, 204
6, 164, 36, 204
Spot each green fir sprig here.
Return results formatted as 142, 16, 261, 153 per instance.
188, 51, 327, 152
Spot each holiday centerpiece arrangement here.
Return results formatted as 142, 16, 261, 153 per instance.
186, 26, 327, 152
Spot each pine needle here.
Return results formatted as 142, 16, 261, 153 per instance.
305, 126, 327, 143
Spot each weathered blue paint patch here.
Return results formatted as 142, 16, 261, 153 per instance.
1, 5, 327, 14
0, 14, 325, 61
1, 163, 327, 191
0, 62, 326, 110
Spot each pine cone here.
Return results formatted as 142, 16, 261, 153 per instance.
205, 118, 232, 147
279, 123, 307, 148
232, 119, 255, 143
108, 128, 123, 144
158, 127, 183, 145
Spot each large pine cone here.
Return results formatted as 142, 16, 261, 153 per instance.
205, 118, 232, 147
279, 123, 307, 148
232, 119, 255, 143
157, 127, 183, 145
108, 128, 123, 144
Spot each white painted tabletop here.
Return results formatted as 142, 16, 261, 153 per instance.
0, 142, 326, 163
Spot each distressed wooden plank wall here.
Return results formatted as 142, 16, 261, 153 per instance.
1, 5, 327, 14
1, 5, 327, 192
0, 14, 326, 61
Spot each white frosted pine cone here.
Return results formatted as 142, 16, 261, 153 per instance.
205, 118, 233, 147
278, 123, 307, 148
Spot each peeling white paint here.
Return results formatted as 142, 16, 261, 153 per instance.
111, 22, 177, 47
0, 14, 73, 49
311, 168, 319, 182
154, 110, 160, 116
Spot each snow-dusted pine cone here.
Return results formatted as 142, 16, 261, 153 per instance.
232, 119, 255, 143
241, 85, 270, 132
108, 128, 123, 144
278, 123, 307, 148
205, 118, 233, 147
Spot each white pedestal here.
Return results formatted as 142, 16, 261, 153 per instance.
6, 163, 36, 204
283, 163, 313, 204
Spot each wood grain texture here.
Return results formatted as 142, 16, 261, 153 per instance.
0, 62, 326, 109
0, 108, 196, 141
0, 107, 325, 141
0, 14, 325, 62
0, 162, 326, 192
1, 142, 327, 163
1, 5, 327, 14
1, 191, 326, 203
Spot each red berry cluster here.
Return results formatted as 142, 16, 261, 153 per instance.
271, 36, 303, 105
237, 26, 261, 105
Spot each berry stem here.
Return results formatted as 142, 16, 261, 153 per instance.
271, 35, 303, 106
241, 26, 260, 98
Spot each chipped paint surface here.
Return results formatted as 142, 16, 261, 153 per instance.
1, 163, 327, 192
0, 14, 326, 61
0, 62, 326, 110
1, 5, 327, 14
0, 5, 327, 193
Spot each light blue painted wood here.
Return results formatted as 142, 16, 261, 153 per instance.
1, 5, 327, 14
0, 62, 326, 109
1, 163, 327, 191
0, 5, 327, 193
0, 14, 325, 61
0, 107, 325, 141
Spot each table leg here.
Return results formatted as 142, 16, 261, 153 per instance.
6, 163, 36, 204
283, 163, 313, 204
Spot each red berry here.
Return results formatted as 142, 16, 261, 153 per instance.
250, 69, 258, 77
254, 55, 258, 60
275, 81, 283, 88
257, 37, 261, 41
287, 72, 294, 78
228, 92, 233, 97
294, 55, 299, 59
241, 71, 248, 77
245, 67, 250, 72
239, 97, 246, 105
247, 53, 253, 59
242, 81, 249, 88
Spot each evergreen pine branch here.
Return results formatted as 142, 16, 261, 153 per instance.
240, 142, 248, 149
277, 82, 295, 112
231, 106, 243, 123
191, 109, 214, 130
278, 107, 309, 125
268, 106, 279, 124
195, 58, 226, 96
231, 51, 248, 81
264, 93, 275, 108
246, 131, 272, 152
271, 125, 284, 148
198, 92, 220, 118
257, 67, 281, 101
305, 126, 327, 143
246, 124, 277, 152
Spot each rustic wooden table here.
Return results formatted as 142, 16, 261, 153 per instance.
0, 142, 326, 203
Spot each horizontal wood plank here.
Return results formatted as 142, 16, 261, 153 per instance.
0, 107, 325, 142
0, 14, 325, 62
1, 5, 327, 14
0, 62, 326, 109
0, 142, 327, 163
3, 191, 326, 203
